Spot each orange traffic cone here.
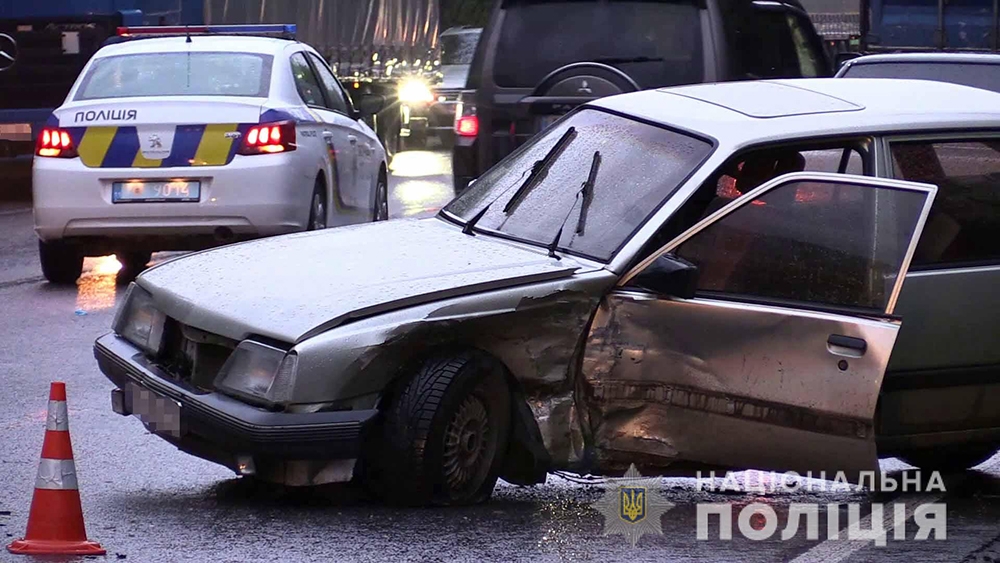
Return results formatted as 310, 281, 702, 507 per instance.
7, 382, 105, 555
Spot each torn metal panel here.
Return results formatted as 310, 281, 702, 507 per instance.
291, 270, 617, 469
580, 291, 897, 476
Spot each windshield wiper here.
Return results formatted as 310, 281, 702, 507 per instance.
545, 150, 602, 259
503, 126, 576, 214
461, 202, 491, 235
575, 151, 601, 236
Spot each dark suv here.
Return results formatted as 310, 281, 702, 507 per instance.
452, 0, 830, 192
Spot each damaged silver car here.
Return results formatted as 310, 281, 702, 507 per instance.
96, 78, 1000, 505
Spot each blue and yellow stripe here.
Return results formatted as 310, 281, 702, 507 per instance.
68, 123, 251, 168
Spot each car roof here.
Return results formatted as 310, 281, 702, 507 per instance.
846, 52, 1000, 65
94, 35, 298, 58
593, 78, 1000, 146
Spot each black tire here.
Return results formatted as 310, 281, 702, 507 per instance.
899, 445, 998, 473
38, 240, 83, 285
116, 250, 152, 284
373, 351, 512, 506
373, 170, 389, 222
307, 178, 327, 231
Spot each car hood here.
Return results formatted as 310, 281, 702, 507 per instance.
138, 218, 581, 343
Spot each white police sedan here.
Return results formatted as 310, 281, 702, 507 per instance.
32, 25, 389, 284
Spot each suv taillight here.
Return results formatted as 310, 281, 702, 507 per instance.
36, 128, 78, 158
454, 98, 478, 137
238, 121, 296, 155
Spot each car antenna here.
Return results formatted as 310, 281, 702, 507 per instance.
185, 25, 192, 43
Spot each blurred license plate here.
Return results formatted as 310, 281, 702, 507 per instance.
112, 180, 200, 203
124, 382, 182, 438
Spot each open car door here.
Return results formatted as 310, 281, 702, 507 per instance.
581, 172, 936, 478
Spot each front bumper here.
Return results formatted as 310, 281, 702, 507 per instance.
94, 332, 377, 470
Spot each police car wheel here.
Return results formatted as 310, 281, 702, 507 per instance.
373, 172, 389, 222
307, 180, 327, 231
374, 350, 511, 506
38, 240, 83, 285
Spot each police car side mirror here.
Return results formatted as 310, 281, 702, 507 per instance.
356, 94, 388, 119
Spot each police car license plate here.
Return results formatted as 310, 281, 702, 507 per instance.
112, 180, 200, 203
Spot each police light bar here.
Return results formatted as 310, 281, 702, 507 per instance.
117, 24, 296, 39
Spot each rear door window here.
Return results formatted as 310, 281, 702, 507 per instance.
492, 0, 703, 89
290, 52, 326, 107
75, 52, 273, 100
889, 139, 1000, 267
307, 53, 350, 114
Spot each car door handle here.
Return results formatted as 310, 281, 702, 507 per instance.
827, 334, 867, 357
347, 135, 358, 144
322, 132, 334, 139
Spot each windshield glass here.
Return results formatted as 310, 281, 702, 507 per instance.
843, 62, 1000, 93
441, 31, 481, 65
75, 52, 273, 100
444, 109, 713, 261
493, 0, 702, 88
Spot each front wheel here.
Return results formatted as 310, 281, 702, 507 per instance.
38, 240, 83, 285
372, 351, 511, 506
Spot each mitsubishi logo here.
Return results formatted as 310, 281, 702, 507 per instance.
0, 34, 17, 72
578, 79, 592, 94
148, 134, 162, 149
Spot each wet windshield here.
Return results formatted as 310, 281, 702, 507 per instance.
493, 0, 702, 88
444, 109, 713, 261
76, 52, 273, 100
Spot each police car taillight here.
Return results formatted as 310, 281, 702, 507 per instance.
238, 121, 296, 155
36, 128, 78, 158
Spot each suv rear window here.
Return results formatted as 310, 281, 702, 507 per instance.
493, 0, 703, 89
75, 52, 273, 100
842, 62, 1000, 94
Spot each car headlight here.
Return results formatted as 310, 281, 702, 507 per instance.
398, 79, 434, 104
113, 283, 166, 356
214, 340, 298, 406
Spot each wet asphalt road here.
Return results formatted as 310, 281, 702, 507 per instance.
1, 150, 1000, 562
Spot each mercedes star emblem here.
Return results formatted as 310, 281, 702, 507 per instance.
0, 34, 17, 71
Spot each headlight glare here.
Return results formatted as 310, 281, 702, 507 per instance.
398, 79, 434, 104
214, 341, 298, 405
114, 284, 166, 355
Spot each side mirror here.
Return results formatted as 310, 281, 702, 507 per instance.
355, 93, 388, 119
628, 254, 699, 299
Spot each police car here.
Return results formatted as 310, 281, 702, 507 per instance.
33, 25, 390, 284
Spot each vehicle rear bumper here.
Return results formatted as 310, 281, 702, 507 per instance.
94, 332, 377, 470
33, 152, 314, 245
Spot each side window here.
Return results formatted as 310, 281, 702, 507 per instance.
890, 139, 1000, 267
290, 52, 325, 107
672, 179, 928, 311
308, 53, 350, 114
729, 8, 823, 78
